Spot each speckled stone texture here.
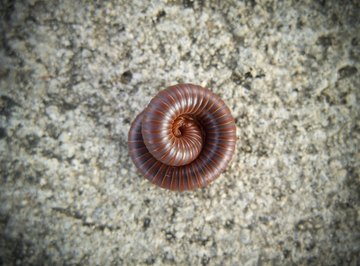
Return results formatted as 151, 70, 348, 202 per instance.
0, 0, 359, 265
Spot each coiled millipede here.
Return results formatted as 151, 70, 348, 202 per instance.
128, 84, 236, 191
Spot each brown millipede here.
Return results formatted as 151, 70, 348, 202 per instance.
128, 84, 236, 191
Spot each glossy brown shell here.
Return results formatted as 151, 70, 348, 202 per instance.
128, 84, 236, 191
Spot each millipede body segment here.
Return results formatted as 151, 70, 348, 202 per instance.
128, 84, 236, 191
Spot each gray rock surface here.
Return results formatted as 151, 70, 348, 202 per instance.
0, 0, 359, 265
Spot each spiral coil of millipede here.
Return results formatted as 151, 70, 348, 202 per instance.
128, 84, 236, 191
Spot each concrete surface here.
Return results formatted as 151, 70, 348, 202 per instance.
0, 0, 359, 265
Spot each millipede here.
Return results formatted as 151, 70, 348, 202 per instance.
128, 83, 236, 191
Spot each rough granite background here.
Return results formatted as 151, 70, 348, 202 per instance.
0, 0, 359, 265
